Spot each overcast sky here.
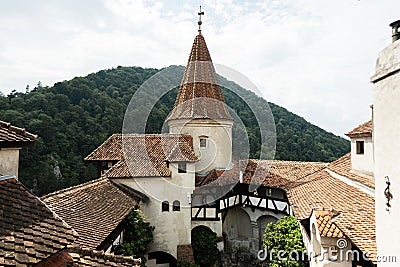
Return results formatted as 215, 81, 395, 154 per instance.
0, 0, 398, 137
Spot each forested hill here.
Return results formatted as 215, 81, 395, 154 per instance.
0, 66, 349, 195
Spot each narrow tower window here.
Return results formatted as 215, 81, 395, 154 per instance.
173, 200, 180, 211
356, 141, 364, 154
162, 201, 169, 212
178, 162, 187, 173
200, 138, 207, 148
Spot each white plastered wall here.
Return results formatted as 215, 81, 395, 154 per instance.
114, 162, 196, 259
168, 118, 233, 174
372, 39, 400, 266
0, 147, 21, 177
301, 214, 352, 267
350, 136, 374, 175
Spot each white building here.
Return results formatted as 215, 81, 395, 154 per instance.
49, 13, 397, 267
84, 27, 293, 266
371, 19, 400, 267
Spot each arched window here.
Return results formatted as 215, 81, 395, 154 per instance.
173, 200, 180, 211
162, 201, 169, 212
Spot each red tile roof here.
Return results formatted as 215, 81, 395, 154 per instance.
0, 120, 38, 147
86, 134, 197, 178
105, 159, 172, 178
198, 159, 327, 188
42, 178, 139, 250
0, 175, 77, 266
37, 246, 141, 267
287, 170, 376, 263
85, 134, 195, 161
313, 209, 344, 238
199, 157, 376, 263
167, 33, 232, 121
345, 120, 372, 137
245, 160, 327, 188
327, 153, 374, 189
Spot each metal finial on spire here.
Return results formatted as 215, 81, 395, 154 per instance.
198, 6, 204, 33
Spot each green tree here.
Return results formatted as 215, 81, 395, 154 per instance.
263, 216, 307, 267
191, 226, 220, 267
114, 206, 154, 264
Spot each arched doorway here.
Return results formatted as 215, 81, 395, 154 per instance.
257, 215, 278, 249
148, 251, 177, 267
222, 207, 253, 252
191, 226, 219, 266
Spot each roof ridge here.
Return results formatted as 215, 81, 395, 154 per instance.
67, 245, 141, 264
42, 177, 108, 199
247, 158, 328, 165
0, 119, 39, 140
5, 177, 77, 237
345, 119, 372, 137
0, 174, 17, 182
166, 141, 198, 162
36, 192, 79, 238
110, 133, 191, 137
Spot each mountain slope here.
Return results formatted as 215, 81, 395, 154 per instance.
0, 66, 349, 195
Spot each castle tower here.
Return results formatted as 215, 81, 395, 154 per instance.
167, 20, 233, 174
371, 19, 400, 265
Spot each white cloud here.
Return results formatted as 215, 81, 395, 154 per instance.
0, 0, 397, 136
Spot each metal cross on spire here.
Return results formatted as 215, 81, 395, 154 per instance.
198, 6, 204, 33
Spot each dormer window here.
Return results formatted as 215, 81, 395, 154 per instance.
178, 162, 187, 173
200, 138, 207, 148
356, 141, 364, 155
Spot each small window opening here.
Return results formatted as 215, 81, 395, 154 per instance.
267, 188, 273, 196
200, 138, 207, 148
178, 162, 187, 173
162, 201, 169, 212
173, 200, 180, 211
356, 141, 364, 155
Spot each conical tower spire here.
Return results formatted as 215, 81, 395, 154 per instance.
167, 10, 234, 174
167, 20, 232, 121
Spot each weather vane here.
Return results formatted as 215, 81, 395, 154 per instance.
198, 6, 204, 33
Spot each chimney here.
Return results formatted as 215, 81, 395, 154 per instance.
390, 20, 400, 43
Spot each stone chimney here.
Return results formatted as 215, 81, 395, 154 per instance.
390, 20, 400, 43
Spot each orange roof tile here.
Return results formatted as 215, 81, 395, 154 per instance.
287, 170, 376, 263
203, 159, 327, 188
327, 153, 375, 189
196, 159, 327, 189
345, 120, 372, 137
0, 120, 38, 147
0, 175, 77, 266
42, 178, 139, 250
167, 33, 232, 121
87, 134, 197, 178
313, 209, 344, 238
199, 158, 376, 263
37, 246, 141, 267
85, 134, 195, 161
